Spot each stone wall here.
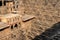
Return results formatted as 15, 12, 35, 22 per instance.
20, 0, 60, 40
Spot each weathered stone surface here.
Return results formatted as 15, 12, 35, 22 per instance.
21, 0, 60, 40
0, 0, 60, 40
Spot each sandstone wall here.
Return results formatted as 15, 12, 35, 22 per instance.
20, 0, 60, 40
4, 0, 60, 40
